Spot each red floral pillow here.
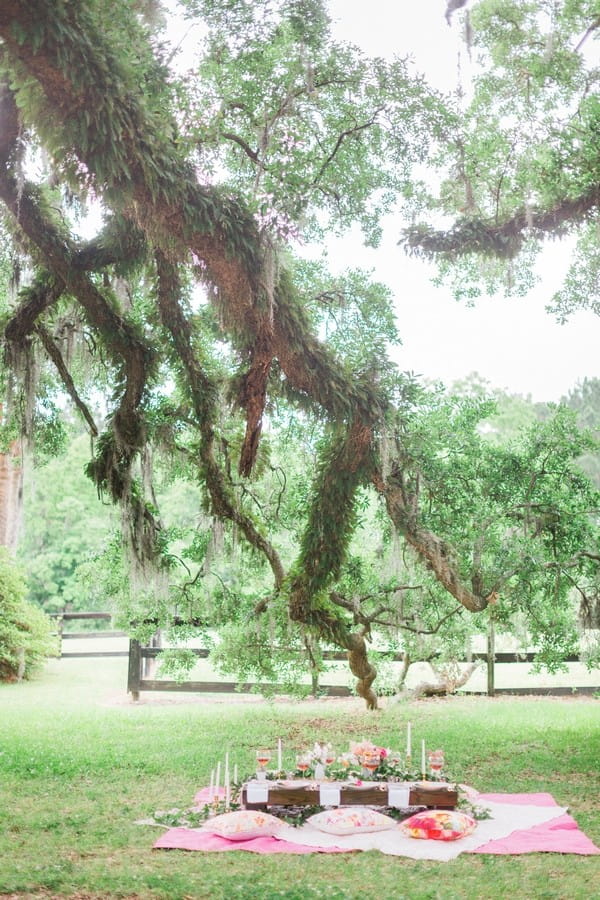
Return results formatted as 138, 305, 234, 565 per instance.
401, 810, 477, 841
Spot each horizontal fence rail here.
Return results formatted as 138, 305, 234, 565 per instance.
50, 612, 129, 658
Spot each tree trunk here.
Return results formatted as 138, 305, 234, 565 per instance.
0, 440, 24, 551
407, 661, 480, 699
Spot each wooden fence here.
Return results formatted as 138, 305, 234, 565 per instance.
51, 612, 599, 699
52, 611, 129, 658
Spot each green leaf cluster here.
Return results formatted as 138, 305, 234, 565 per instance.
0, 548, 57, 680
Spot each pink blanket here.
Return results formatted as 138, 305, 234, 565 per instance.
153, 790, 599, 856
470, 792, 599, 856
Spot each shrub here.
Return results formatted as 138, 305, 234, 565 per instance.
0, 549, 57, 681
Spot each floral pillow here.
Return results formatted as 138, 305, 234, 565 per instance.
401, 810, 477, 842
206, 810, 284, 841
307, 806, 396, 836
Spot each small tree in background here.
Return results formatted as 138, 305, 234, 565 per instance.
0, 549, 57, 681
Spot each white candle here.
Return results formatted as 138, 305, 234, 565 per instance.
406, 722, 412, 757
209, 768, 214, 801
225, 753, 230, 810
277, 738, 282, 772
421, 739, 426, 777
215, 761, 221, 799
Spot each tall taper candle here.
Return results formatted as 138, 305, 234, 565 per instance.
277, 738, 282, 772
421, 739, 426, 780
215, 760, 221, 799
406, 722, 412, 757
225, 752, 230, 810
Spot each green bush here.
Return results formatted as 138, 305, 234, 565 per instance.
0, 549, 57, 681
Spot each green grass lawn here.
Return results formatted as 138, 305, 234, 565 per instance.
0, 658, 598, 899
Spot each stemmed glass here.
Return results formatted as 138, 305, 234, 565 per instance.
296, 753, 312, 778
324, 747, 336, 775
360, 749, 380, 779
256, 748, 271, 780
428, 749, 444, 780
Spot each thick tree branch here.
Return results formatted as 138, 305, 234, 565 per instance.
154, 250, 286, 588
574, 17, 600, 53
34, 324, 98, 436
373, 465, 491, 613
220, 131, 261, 164
73, 217, 148, 273
4, 270, 64, 344
0, 98, 153, 423
401, 186, 600, 261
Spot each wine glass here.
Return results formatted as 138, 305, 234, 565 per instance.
428, 749, 444, 779
324, 747, 336, 772
256, 748, 271, 779
296, 753, 312, 778
360, 749, 380, 779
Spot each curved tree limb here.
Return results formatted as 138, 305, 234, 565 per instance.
373, 466, 491, 613
401, 186, 600, 261
154, 250, 286, 588
4, 270, 64, 344
287, 421, 381, 708
1, 176, 153, 458
34, 324, 98, 437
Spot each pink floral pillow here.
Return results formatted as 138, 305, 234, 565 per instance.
401, 810, 477, 841
206, 810, 283, 841
307, 806, 396, 835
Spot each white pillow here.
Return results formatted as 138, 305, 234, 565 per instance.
307, 806, 396, 836
206, 810, 283, 841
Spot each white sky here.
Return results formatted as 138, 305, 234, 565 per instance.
325, 0, 599, 401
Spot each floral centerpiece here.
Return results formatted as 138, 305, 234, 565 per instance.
293, 739, 426, 782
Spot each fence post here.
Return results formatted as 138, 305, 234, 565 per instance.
143, 630, 161, 679
56, 614, 64, 658
127, 639, 141, 701
487, 615, 495, 697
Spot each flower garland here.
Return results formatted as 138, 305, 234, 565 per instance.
291, 740, 438, 783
